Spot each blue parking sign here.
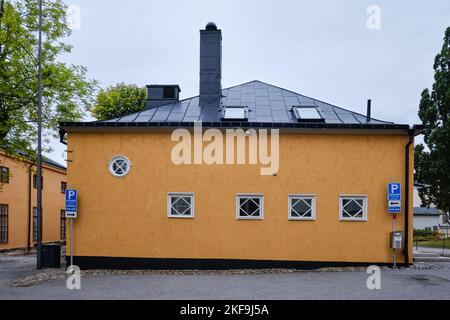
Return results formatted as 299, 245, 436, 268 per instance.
65, 189, 77, 218
388, 183, 401, 213
388, 183, 401, 200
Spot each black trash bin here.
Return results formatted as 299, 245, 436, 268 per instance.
41, 244, 61, 268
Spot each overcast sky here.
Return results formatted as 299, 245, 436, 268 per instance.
48, 0, 450, 164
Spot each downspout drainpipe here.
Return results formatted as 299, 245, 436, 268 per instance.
404, 126, 421, 266
27, 162, 34, 252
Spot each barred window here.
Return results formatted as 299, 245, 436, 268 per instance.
167, 193, 194, 218
0, 166, 9, 184
236, 194, 264, 220
109, 156, 131, 177
288, 195, 316, 220
60, 210, 66, 240
339, 196, 368, 221
0, 204, 8, 243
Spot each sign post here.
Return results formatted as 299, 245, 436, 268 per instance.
65, 189, 77, 267
388, 183, 401, 268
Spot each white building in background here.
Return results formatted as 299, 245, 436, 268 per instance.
413, 183, 448, 232
414, 207, 442, 231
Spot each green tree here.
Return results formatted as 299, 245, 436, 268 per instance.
0, 0, 97, 156
415, 27, 450, 217
414, 144, 432, 207
90, 83, 147, 120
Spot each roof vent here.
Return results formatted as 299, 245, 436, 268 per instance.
366, 99, 371, 122
146, 85, 181, 109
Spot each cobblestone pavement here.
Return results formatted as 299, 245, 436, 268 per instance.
1, 254, 450, 300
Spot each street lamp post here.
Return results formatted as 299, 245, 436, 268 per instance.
36, 0, 43, 270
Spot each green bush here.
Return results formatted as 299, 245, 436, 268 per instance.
413, 229, 440, 241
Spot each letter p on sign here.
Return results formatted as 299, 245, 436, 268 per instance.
390, 184, 398, 193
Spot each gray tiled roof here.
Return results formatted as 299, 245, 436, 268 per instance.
414, 207, 442, 216
100, 80, 393, 125
16, 150, 66, 170
43, 157, 66, 170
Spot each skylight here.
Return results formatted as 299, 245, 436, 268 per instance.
292, 106, 324, 122
222, 106, 247, 121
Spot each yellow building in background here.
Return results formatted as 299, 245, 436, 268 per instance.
60, 23, 422, 269
0, 150, 67, 251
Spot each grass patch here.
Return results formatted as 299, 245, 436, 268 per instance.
416, 239, 450, 249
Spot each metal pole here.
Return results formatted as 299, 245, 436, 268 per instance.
443, 228, 446, 256
393, 214, 397, 268
446, 228, 449, 256
36, 0, 43, 270
70, 218, 73, 266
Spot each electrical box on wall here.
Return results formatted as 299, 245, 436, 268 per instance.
390, 231, 403, 249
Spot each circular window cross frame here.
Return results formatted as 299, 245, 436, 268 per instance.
108, 156, 131, 178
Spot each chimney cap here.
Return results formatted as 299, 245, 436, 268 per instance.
146, 84, 181, 92
205, 22, 218, 31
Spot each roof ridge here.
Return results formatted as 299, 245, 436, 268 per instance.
94, 80, 397, 125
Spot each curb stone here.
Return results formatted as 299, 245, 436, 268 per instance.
9, 262, 441, 288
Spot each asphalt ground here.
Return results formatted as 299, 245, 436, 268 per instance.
0, 254, 449, 300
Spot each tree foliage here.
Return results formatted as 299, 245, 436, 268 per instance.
0, 0, 97, 156
414, 27, 450, 216
90, 83, 147, 120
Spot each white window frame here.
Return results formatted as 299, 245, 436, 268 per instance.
236, 194, 264, 220
292, 105, 323, 121
222, 106, 248, 120
108, 155, 131, 178
288, 194, 316, 221
295, 107, 321, 119
339, 195, 368, 221
167, 193, 195, 218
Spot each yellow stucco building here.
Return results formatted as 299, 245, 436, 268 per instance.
60, 23, 422, 269
0, 150, 67, 251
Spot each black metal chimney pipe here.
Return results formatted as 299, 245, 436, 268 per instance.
366, 99, 371, 122
199, 22, 222, 107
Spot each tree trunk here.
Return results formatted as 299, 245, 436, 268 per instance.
0, 0, 5, 25
0, 105, 10, 141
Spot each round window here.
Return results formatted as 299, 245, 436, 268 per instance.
109, 156, 131, 177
